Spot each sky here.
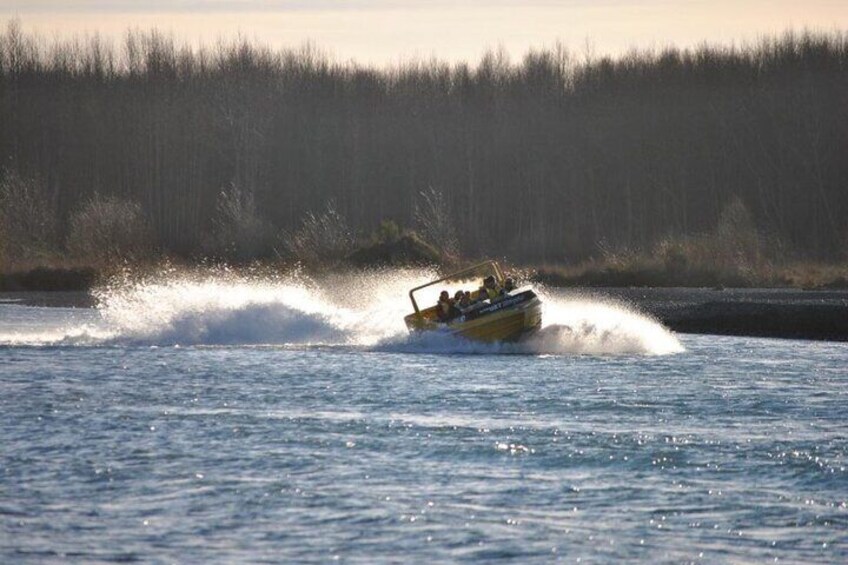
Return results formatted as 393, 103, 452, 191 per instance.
2, 1, 846, 65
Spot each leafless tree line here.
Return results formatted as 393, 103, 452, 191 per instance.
1, 20, 846, 266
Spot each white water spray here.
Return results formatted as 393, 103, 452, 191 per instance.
0, 269, 683, 355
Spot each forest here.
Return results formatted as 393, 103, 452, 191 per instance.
1, 20, 847, 282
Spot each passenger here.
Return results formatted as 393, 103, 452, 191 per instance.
479, 275, 502, 301
436, 290, 460, 322
503, 277, 516, 293
458, 291, 472, 310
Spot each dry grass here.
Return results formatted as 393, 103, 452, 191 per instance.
530, 197, 848, 290
776, 263, 848, 290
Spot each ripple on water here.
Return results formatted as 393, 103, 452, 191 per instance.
0, 296, 846, 561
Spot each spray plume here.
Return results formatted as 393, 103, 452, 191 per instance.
0, 268, 683, 355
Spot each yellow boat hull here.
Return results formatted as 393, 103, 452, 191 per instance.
405, 293, 542, 343
451, 301, 542, 342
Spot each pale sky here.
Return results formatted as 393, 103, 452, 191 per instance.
2, 1, 846, 65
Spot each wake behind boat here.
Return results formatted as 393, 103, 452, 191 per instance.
404, 261, 542, 342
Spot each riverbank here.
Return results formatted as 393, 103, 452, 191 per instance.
583, 287, 848, 342
0, 267, 96, 292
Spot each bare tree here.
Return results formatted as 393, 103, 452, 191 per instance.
67, 193, 155, 265
414, 186, 459, 257
0, 25, 845, 266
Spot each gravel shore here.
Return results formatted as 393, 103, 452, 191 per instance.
583, 287, 848, 342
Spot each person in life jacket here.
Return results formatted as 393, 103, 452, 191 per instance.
479, 275, 502, 301
436, 290, 460, 322
458, 291, 472, 311
454, 290, 465, 305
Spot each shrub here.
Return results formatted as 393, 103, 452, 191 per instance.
212, 183, 274, 261
0, 169, 58, 263
650, 196, 767, 284
66, 193, 155, 264
281, 201, 354, 265
714, 196, 763, 271
372, 219, 402, 244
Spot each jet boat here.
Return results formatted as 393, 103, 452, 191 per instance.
404, 261, 542, 342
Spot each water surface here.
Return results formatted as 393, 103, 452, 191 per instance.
1, 275, 845, 562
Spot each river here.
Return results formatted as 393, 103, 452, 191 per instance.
1, 271, 846, 562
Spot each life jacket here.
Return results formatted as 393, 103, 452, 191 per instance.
482, 285, 500, 300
